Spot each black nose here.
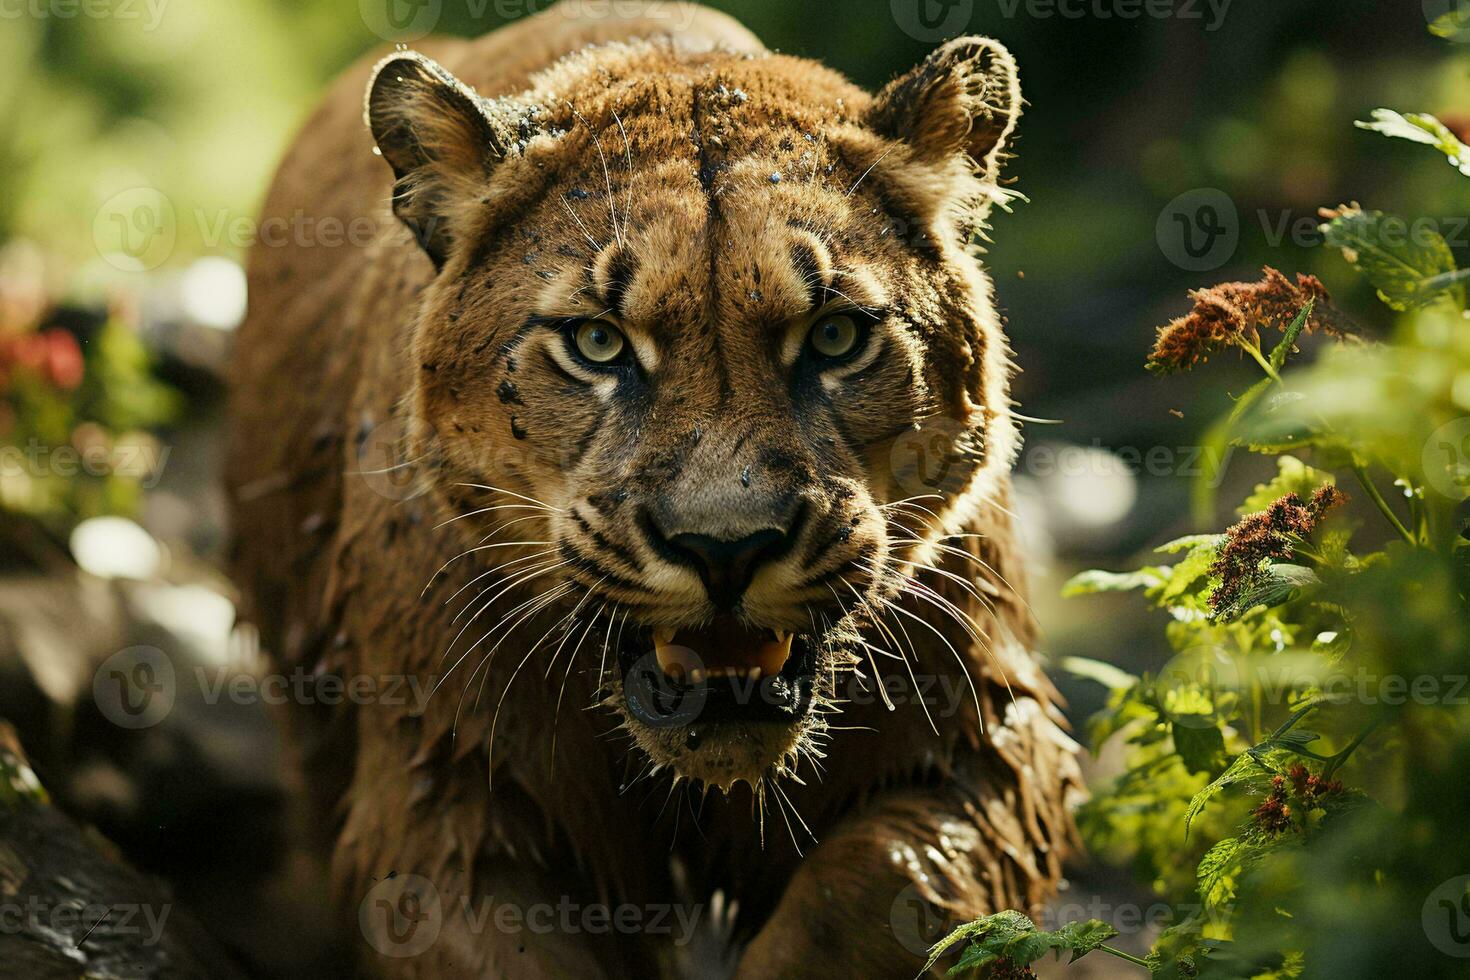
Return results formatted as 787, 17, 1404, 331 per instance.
664, 528, 793, 609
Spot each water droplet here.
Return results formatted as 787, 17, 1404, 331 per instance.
740, 466, 751, 488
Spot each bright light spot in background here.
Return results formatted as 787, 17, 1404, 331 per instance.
180, 256, 247, 331
70, 516, 163, 580
133, 583, 237, 663
1042, 444, 1139, 529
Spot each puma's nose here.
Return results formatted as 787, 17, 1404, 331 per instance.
663, 528, 793, 609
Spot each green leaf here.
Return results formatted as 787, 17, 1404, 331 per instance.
1429, 7, 1470, 41
1197, 836, 1251, 910
1161, 545, 1219, 602
1056, 920, 1121, 963
1063, 567, 1168, 597
923, 911, 1034, 977
925, 912, 1121, 976
1062, 656, 1138, 692
1186, 752, 1270, 838
1238, 456, 1335, 516
1157, 534, 1227, 555
948, 944, 997, 975
1213, 564, 1321, 622
1356, 109, 1470, 176
1174, 721, 1228, 775
1087, 690, 1159, 750
1267, 302, 1313, 374
1263, 728, 1321, 751
0, 737, 48, 811
1320, 207, 1465, 311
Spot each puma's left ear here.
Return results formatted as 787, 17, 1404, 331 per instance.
869, 37, 1021, 184
365, 51, 517, 269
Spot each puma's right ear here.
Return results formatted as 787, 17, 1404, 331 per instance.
868, 37, 1022, 186
365, 52, 515, 269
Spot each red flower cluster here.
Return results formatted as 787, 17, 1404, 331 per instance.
1209, 486, 1347, 615
1255, 765, 1345, 835
1146, 267, 1349, 375
1287, 763, 1343, 802
1254, 775, 1294, 834
0, 329, 84, 392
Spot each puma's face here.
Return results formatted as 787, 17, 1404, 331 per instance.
367, 36, 1023, 790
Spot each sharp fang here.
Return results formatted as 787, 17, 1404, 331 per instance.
755, 632, 794, 678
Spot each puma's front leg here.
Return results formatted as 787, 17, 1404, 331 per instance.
735, 712, 1077, 978
335, 722, 671, 979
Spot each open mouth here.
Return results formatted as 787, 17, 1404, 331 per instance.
617, 615, 819, 727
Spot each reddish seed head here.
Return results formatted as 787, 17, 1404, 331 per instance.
1146, 266, 1350, 375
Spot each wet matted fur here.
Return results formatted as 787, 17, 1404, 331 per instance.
226, 3, 1083, 976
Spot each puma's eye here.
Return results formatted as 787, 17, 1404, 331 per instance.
808, 314, 860, 359
573, 320, 626, 364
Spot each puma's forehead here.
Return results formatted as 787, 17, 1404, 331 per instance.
528, 177, 891, 336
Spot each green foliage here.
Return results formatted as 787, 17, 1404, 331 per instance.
1428, 8, 1470, 42
919, 910, 1126, 977
933, 21, 1470, 979
1356, 109, 1470, 177
1318, 206, 1467, 311
1237, 457, 1334, 515
0, 734, 47, 811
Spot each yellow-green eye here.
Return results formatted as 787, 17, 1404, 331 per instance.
574, 320, 626, 364
809, 314, 860, 359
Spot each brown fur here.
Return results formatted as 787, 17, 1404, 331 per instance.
226, 4, 1082, 976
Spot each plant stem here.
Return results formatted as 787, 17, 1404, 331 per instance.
1351, 464, 1416, 546
1322, 717, 1383, 780
1242, 339, 1284, 384
1098, 945, 1152, 968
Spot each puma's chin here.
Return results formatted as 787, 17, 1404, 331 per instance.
612, 615, 826, 788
